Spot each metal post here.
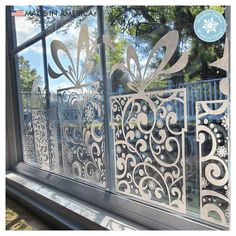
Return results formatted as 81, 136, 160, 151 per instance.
40, 6, 50, 109
97, 6, 115, 191
6, 6, 24, 164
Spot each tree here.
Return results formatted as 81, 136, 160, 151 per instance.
105, 6, 227, 92
18, 55, 41, 92
18, 55, 45, 109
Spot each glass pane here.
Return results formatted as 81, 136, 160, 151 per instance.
45, 7, 107, 187
13, 5, 230, 229
16, 7, 107, 188
12, 6, 41, 46
105, 6, 230, 228
16, 41, 49, 169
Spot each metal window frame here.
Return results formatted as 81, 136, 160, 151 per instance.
6, 5, 229, 230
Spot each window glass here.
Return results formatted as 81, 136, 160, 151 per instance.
16, 41, 48, 169
105, 6, 230, 227
12, 5, 230, 229
16, 7, 107, 188
12, 6, 41, 46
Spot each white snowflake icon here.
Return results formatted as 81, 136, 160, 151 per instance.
217, 146, 228, 158
221, 114, 229, 130
202, 17, 219, 34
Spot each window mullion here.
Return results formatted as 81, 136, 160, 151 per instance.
96, 6, 116, 191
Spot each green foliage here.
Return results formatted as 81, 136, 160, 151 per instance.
18, 55, 45, 109
24, 6, 227, 94
105, 5, 226, 93
18, 55, 41, 92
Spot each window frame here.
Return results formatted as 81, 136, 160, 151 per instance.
6, 5, 230, 230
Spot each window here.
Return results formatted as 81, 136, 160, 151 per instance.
6, 5, 230, 230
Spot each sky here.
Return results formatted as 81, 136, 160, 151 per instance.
14, 5, 99, 94
14, 5, 199, 96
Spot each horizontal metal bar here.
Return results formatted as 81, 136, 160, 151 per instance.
12, 162, 226, 230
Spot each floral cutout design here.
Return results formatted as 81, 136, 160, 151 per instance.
48, 24, 113, 89
111, 88, 187, 213
47, 24, 111, 187
48, 24, 97, 88
110, 30, 189, 93
202, 18, 218, 34
196, 100, 230, 228
221, 114, 229, 130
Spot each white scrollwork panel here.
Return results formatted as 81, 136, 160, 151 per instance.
111, 88, 187, 213
58, 83, 106, 187
48, 108, 61, 173
196, 100, 230, 228
22, 134, 34, 163
32, 109, 50, 170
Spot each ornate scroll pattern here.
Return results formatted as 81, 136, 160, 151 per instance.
22, 119, 35, 163
196, 100, 229, 227
21, 94, 35, 164
110, 30, 189, 212
48, 24, 110, 187
47, 107, 61, 173
58, 82, 106, 187
111, 88, 187, 213
197, 37, 230, 228
22, 93, 60, 172
32, 110, 50, 170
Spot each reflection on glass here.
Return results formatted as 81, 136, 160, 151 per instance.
14, 5, 230, 228
16, 8, 107, 187
105, 5, 229, 227
46, 8, 98, 92
13, 6, 41, 46
17, 41, 53, 170
45, 9, 107, 187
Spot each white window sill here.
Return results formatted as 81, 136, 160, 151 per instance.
6, 171, 146, 230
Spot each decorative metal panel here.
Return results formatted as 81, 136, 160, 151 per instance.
47, 24, 111, 187
111, 89, 187, 212
58, 82, 106, 187
196, 100, 229, 227
32, 109, 50, 170
197, 38, 230, 228
110, 29, 189, 213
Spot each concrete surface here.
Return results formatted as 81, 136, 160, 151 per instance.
6, 196, 51, 230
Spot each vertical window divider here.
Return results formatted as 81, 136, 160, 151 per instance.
39, 6, 50, 110
39, 6, 64, 173
6, 6, 24, 164
97, 6, 116, 191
